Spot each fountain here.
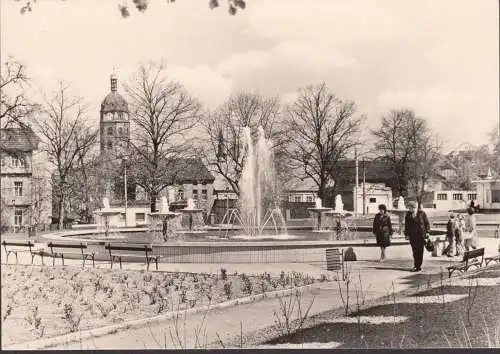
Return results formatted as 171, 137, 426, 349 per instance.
324, 194, 349, 238
178, 198, 204, 232
217, 126, 287, 238
93, 197, 122, 239
308, 197, 333, 232
390, 196, 409, 239
149, 197, 180, 241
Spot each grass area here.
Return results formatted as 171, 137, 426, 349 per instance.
264, 267, 500, 348
1, 265, 317, 346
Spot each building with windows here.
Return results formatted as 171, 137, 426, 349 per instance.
432, 190, 477, 211
472, 169, 500, 211
0, 128, 52, 231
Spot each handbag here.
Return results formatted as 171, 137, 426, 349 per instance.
425, 238, 435, 252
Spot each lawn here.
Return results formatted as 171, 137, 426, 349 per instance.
263, 266, 500, 348
1, 265, 316, 346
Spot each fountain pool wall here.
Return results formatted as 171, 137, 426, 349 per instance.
42, 228, 419, 264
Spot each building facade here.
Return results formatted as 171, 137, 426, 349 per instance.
472, 170, 500, 211
0, 128, 52, 231
432, 190, 477, 211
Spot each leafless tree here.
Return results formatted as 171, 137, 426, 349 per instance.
285, 83, 364, 202
34, 82, 98, 230
0, 59, 39, 129
202, 92, 287, 197
124, 62, 202, 212
372, 109, 442, 206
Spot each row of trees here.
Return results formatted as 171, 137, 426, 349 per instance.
2, 58, 499, 228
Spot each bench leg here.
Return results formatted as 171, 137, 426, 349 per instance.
119, 257, 122, 269
61, 254, 65, 266
146, 258, 150, 271
155, 258, 159, 271
30, 253, 35, 265
110, 257, 113, 269
40, 253, 45, 266
82, 255, 87, 268
93, 255, 95, 268
52, 256, 55, 267
15, 251, 18, 264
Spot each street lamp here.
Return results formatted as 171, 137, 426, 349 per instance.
123, 156, 128, 227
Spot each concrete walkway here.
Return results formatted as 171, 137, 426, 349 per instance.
2, 237, 499, 350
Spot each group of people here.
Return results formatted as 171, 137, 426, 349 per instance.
442, 207, 478, 257
372, 201, 429, 272
372, 200, 478, 272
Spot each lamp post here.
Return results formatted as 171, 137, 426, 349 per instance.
123, 156, 128, 227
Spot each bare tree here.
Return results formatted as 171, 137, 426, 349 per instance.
0, 59, 38, 129
34, 82, 98, 230
124, 62, 202, 212
202, 92, 286, 197
285, 83, 364, 202
372, 109, 442, 206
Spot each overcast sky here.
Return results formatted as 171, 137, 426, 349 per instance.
1, 0, 498, 152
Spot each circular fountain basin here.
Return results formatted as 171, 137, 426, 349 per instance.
41, 226, 446, 264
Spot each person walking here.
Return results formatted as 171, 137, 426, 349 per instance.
404, 201, 430, 272
464, 207, 479, 251
372, 204, 393, 261
442, 213, 456, 257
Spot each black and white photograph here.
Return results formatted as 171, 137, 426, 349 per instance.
1, 0, 499, 350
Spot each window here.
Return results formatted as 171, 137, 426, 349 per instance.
12, 157, 25, 168
107, 141, 112, 150
492, 190, 500, 203
294, 195, 302, 203
107, 127, 113, 136
201, 189, 208, 200
369, 197, 377, 203
467, 193, 477, 201
452, 193, 463, 201
14, 208, 23, 226
14, 181, 23, 196
177, 189, 184, 201
306, 195, 313, 203
118, 127, 123, 136
136, 213, 145, 222
192, 189, 198, 200
437, 193, 448, 201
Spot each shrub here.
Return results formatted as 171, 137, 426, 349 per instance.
62, 303, 82, 333
240, 274, 253, 295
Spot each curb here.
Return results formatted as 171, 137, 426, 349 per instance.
3, 281, 321, 350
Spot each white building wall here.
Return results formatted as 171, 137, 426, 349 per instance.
433, 190, 476, 211
353, 183, 393, 214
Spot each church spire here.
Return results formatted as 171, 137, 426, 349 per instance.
110, 67, 117, 92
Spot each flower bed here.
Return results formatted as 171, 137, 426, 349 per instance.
1, 265, 316, 346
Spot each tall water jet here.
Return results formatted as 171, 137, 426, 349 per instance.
238, 126, 284, 236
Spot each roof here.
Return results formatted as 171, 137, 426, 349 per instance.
284, 176, 318, 192
0, 128, 40, 152
335, 160, 395, 186
168, 157, 215, 184
100, 92, 128, 113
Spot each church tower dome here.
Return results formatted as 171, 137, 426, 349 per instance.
99, 72, 130, 155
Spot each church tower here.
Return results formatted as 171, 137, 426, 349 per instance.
100, 73, 130, 156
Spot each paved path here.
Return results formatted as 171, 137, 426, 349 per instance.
2, 237, 499, 350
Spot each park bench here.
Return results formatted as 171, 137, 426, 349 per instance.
326, 248, 346, 280
105, 243, 160, 271
446, 247, 485, 278
46, 242, 96, 267
2, 240, 44, 264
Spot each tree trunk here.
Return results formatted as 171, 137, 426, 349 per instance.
150, 190, 157, 213
58, 194, 64, 230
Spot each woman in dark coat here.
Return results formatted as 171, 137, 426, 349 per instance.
372, 204, 393, 261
